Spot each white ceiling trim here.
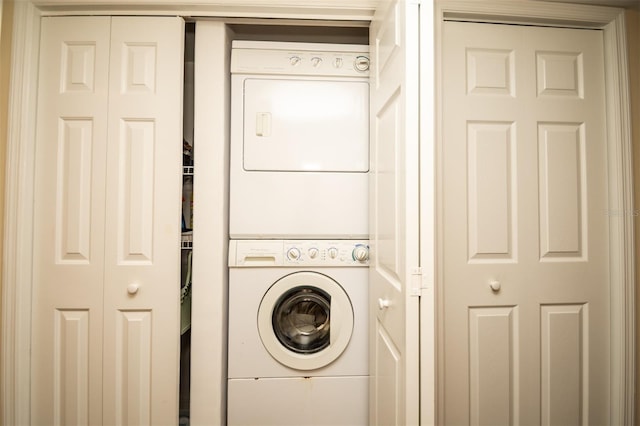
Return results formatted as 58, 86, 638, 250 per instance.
32, 0, 381, 20
536, 0, 640, 9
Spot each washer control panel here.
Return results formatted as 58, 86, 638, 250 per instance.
229, 240, 369, 267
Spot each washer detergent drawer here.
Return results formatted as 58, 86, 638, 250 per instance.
243, 78, 369, 172
227, 376, 368, 426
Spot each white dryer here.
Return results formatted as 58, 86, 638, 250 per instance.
229, 41, 370, 239
227, 239, 369, 426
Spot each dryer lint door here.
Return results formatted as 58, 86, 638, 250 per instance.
243, 78, 369, 172
258, 271, 354, 370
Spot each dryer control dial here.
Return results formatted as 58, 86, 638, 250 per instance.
354, 56, 370, 72
352, 245, 369, 262
311, 57, 323, 67
289, 56, 302, 66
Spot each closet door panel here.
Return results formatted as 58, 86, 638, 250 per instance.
31, 16, 111, 425
102, 17, 184, 425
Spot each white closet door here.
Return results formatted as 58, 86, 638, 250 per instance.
368, 0, 420, 424
32, 15, 184, 426
31, 16, 111, 425
441, 21, 608, 425
102, 17, 184, 426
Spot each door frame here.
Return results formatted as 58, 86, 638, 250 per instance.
433, 1, 634, 424
1, 0, 634, 425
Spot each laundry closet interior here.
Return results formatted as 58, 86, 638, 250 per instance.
184, 20, 373, 425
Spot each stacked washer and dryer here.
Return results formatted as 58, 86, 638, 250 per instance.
227, 41, 371, 425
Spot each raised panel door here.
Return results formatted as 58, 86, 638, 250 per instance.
441, 21, 608, 425
31, 16, 111, 425
369, 1, 420, 424
102, 17, 184, 426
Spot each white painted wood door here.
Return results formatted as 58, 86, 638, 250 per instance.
32, 16, 111, 425
440, 21, 608, 425
369, 1, 420, 424
31, 16, 184, 425
102, 17, 184, 426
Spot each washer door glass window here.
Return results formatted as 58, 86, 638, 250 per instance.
272, 286, 331, 354
258, 272, 354, 371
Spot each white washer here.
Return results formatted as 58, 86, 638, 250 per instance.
227, 239, 369, 426
230, 41, 370, 239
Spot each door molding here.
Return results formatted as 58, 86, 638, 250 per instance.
434, 1, 634, 425
1, 2, 41, 424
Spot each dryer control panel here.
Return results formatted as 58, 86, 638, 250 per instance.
231, 40, 370, 78
229, 240, 369, 267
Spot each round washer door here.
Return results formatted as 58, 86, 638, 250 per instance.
257, 271, 354, 371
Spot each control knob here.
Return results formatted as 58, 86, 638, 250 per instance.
289, 56, 302, 66
352, 245, 369, 262
308, 247, 319, 259
311, 57, 322, 67
286, 247, 301, 261
354, 56, 370, 72
328, 247, 338, 259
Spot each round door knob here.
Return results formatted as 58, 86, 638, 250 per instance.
489, 280, 501, 292
378, 298, 390, 310
127, 283, 140, 295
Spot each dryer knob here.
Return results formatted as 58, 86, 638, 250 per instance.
353, 245, 369, 262
354, 56, 370, 72
289, 56, 302, 66
311, 57, 322, 67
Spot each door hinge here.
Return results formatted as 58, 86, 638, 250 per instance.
410, 267, 430, 297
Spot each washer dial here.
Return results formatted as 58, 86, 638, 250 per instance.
328, 247, 338, 259
352, 245, 369, 262
308, 247, 319, 259
286, 247, 301, 261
